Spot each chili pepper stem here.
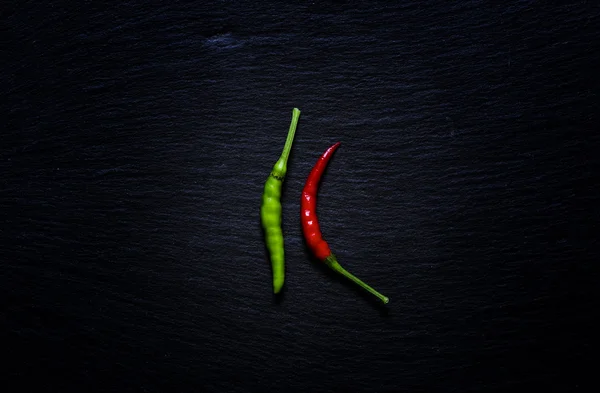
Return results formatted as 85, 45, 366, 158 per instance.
324, 255, 389, 304
272, 108, 300, 178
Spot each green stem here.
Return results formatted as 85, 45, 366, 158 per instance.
325, 255, 389, 304
279, 108, 301, 164
272, 108, 300, 178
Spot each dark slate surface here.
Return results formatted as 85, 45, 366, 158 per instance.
2, 2, 599, 392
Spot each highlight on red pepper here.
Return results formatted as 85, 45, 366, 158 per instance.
300, 142, 389, 304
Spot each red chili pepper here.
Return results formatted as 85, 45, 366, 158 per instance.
301, 142, 389, 304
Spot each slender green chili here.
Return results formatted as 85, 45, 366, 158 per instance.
260, 108, 301, 294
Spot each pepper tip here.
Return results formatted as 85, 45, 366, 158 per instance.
273, 281, 284, 294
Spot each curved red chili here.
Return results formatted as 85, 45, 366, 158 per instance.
301, 142, 389, 304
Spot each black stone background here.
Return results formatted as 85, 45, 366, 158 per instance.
2, 2, 599, 392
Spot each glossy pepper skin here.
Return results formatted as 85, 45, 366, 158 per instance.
301, 142, 389, 304
261, 108, 300, 294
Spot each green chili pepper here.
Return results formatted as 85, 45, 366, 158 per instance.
260, 108, 301, 294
